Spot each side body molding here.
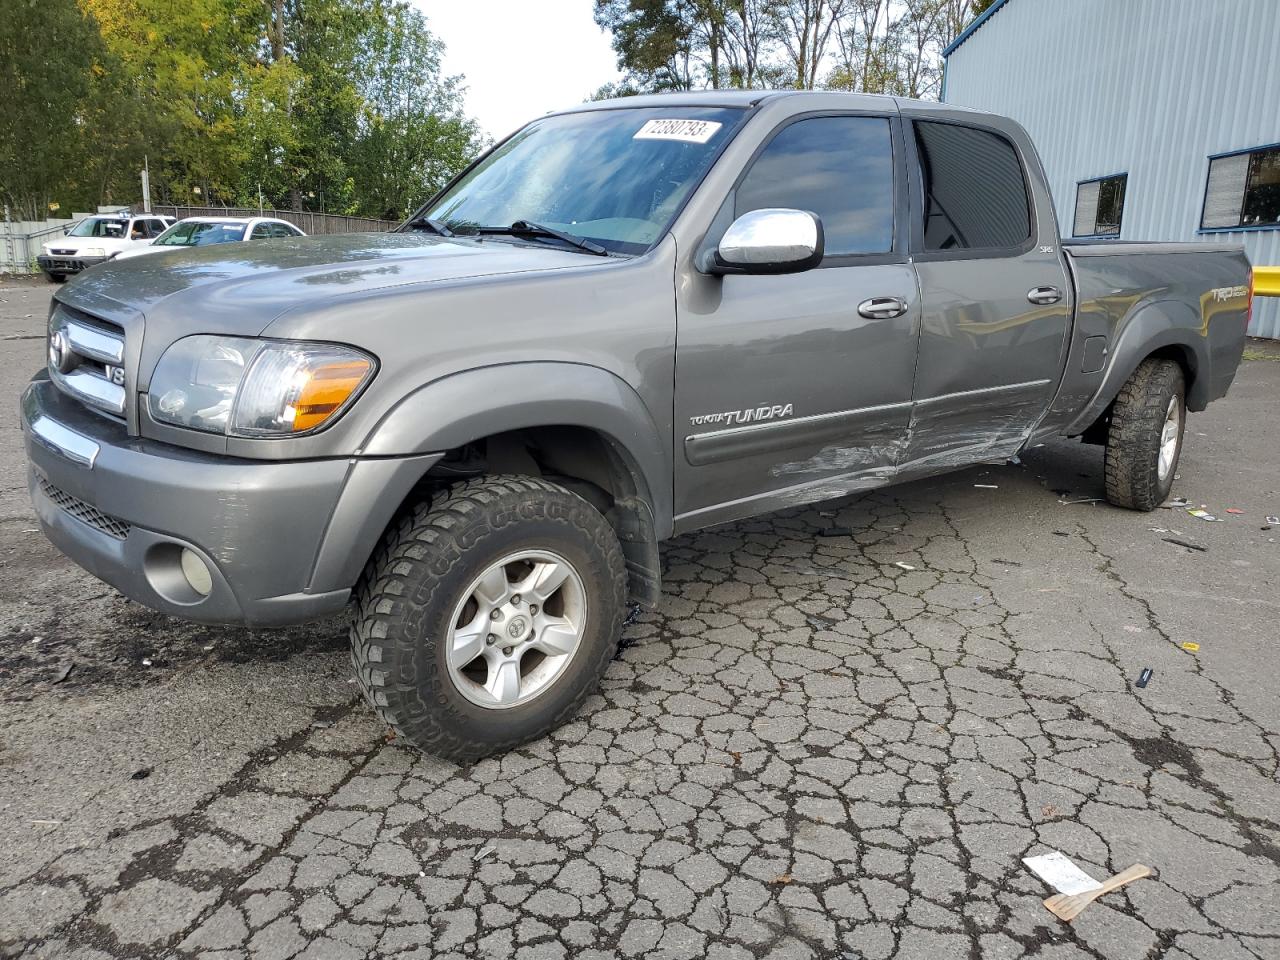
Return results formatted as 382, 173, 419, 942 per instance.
359, 362, 674, 538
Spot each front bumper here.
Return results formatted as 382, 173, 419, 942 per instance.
21, 375, 359, 626
37, 254, 109, 275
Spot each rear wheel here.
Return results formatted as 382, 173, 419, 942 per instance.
1104, 358, 1186, 511
349, 475, 627, 761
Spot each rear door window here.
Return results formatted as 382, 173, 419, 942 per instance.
735, 115, 895, 258
913, 121, 1031, 252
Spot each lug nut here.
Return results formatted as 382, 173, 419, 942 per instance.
490, 609, 503, 621
502, 646, 513, 656
486, 634, 496, 645
511, 594, 522, 605
528, 604, 538, 615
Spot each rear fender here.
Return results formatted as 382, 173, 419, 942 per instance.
1063, 300, 1209, 436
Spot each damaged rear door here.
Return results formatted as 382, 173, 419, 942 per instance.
899, 114, 1072, 474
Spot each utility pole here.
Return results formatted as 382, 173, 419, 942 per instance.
141, 155, 152, 213
258, 183, 264, 216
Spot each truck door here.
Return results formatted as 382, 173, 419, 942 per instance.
673, 112, 920, 530
900, 117, 1072, 474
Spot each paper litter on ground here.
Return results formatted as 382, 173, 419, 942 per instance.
1023, 851, 1104, 895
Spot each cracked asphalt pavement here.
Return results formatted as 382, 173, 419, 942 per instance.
2, 280, 1279, 959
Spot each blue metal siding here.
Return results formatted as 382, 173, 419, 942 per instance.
943, 0, 1280, 337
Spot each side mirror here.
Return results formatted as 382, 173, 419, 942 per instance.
699, 208, 824, 275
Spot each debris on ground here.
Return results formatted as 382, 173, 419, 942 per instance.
131, 768, 152, 780
818, 526, 853, 537
1052, 530, 1070, 537
1181, 642, 1200, 652
1059, 498, 1103, 505
51, 662, 73, 683
1043, 864, 1153, 922
1225, 508, 1244, 515
894, 561, 917, 571
1162, 538, 1207, 552
1135, 667, 1153, 688
1163, 496, 1190, 508
1186, 508, 1223, 522
973, 483, 999, 489
771, 874, 793, 885
1267, 515, 1280, 525
1023, 850, 1103, 896
992, 558, 1022, 567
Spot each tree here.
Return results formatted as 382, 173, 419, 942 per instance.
0, 0, 112, 219
346, 3, 484, 220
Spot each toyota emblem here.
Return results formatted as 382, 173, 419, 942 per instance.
48, 329, 73, 373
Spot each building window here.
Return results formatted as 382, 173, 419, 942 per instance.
1202, 145, 1280, 230
1074, 174, 1127, 237
913, 121, 1030, 252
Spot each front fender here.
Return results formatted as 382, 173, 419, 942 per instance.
1063, 300, 1210, 435
359, 362, 673, 536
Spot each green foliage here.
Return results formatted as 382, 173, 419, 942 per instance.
0, 0, 484, 220
0, 0, 113, 219
595, 0, 984, 99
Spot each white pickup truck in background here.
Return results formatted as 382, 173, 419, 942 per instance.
37, 212, 175, 282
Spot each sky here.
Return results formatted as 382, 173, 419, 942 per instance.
413, 1, 623, 141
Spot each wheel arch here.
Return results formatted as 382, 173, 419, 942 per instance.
1065, 300, 1209, 438
311, 363, 671, 607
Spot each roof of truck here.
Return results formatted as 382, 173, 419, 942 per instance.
567, 89, 990, 117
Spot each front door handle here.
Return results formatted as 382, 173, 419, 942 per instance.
858, 296, 908, 320
1027, 285, 1062, 305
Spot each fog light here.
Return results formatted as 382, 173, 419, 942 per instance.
180, 548, 213, 596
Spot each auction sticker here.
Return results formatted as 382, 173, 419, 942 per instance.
634, 118, 722, 143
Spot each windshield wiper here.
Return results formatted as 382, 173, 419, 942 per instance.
408, 217, 454, 237
478, 220, 608, 256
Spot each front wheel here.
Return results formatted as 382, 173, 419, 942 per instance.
45, 272, 66, 283
350, 475, 627, 761
1104, 358, 1186, 511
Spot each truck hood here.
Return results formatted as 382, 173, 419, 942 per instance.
55, 232, 603, 338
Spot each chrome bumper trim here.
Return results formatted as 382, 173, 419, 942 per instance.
22, 389, 100, 468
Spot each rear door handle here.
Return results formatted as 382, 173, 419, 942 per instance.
857, 296, 908, 320
1027, 285, 1062, 305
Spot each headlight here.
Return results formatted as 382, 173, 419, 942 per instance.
148, 335, 375, 437
81, 247, 106, 257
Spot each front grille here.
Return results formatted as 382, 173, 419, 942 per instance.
37, 477, 131, 541
50, 248, 75, 256
48, 307, 128, 419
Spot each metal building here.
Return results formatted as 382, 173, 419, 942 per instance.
941, 0, 1280, 338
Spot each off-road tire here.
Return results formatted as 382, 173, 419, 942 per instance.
350, 475, 627, 761
1104, 358, 1185, 511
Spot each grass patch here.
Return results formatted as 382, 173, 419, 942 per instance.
1242, 349, 1280, 361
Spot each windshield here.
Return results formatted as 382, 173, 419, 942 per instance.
69, 218, 128, 239
154, 222, 247, 246
421, 106, 746, 255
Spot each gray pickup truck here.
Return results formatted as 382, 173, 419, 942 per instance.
22, 92, 1252, 758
